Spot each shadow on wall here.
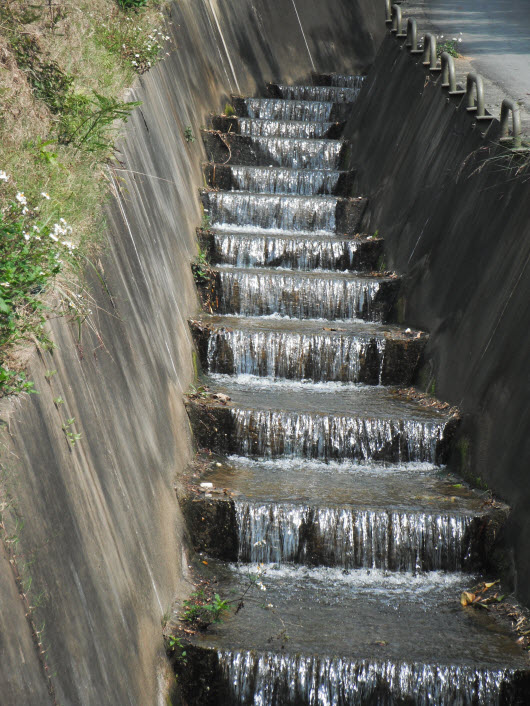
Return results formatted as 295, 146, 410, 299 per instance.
345, 33, 530, 606
0, 1, 386, 704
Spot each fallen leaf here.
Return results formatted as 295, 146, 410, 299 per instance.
461, 591, 475, 606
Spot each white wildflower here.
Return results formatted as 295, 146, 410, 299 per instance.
16, 192, 27, 205
41, 192, 50, 200
0, 170, 9, 182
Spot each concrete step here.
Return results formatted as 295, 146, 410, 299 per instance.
189, 315, 426, 385
199, 227, 382, 271
201, 130, 346, 169
202, 163, 355, 196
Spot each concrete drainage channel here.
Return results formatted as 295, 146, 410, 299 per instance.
165, 72, 530, 704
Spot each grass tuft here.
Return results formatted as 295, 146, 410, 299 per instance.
0, 0, 171, 395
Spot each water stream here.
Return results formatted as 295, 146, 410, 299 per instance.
181, 72, 528, 703
228, 166, 342, 195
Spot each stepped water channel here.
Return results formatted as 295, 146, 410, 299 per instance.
176, 75, 530, 704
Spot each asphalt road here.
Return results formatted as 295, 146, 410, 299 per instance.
421, 0, 530, 111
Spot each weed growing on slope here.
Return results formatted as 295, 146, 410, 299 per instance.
95, 14, 170, 74
0, 1, 172, 395
436, 37, 461, 58
57, 92, 141, 152
0, 177, 80, 394
118, 0, 149, 9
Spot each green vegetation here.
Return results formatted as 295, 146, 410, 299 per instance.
0, 1, 170, 396
224, 102, 236, 117
182, 590, 230, 630
437, 39, 459, 58
118, 0, 148, 9
184, 126, 196, 143
61, 417, 82, 445
191, 248, 213, 286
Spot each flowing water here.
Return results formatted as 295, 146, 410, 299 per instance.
214, 267, 388, 319
228, 166, 342, 195
217, 651, 516, 706
244, 98, 336, 121
238, 118, 338, 138
248, 136, 344, 169
235, 501, 478, 571
205, 192, 338, 232
271, 84, 361, 102
210, 230, 370, 269
181, 73, 529, 703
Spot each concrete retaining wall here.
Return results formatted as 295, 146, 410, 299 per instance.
345, 34, 530, 604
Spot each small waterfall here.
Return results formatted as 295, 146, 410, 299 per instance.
245, 98, 333, 121
239, 118, 335, 138
207, 192, 337, 233
206, 327, 386, 382
216, 269, 383, 319
275, 84, 360, 103
319, 74, 365, 89
218, 651, 515, 706
236, 502, 476, 571
229, 166, 341, 195
251, 137, 342, 169
232, 409, 446, 462
213, 232, 360, 270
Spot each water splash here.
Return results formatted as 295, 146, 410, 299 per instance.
274, 84, 360, 103
212, 232, 361, 270
229, 166, 341, 195
245, 98, 334, 121
218, 651, 515, 706
232, 408, 447, 462
206, 192, 337, 233
206, 327, 386, 382
239, 118, 336, 138
251, 137, 343, 169
236, 501, 476, 571
215, 269, 384, 319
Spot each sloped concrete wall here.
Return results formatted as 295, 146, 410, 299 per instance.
0, 1, 384, 704
345, 34, 530, 605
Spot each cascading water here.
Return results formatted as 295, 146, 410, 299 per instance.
236, 501, 477, 571
250, 136, 343, 169
239, 118, 337, 138
205, 326, 387, 382
206, 192, 338, 232
231, 408, 446, 462
215, 268, 384, 319
179, 72, 529, 704
245, 98, 334, 121
211, 231, 364, 269
217, 652, 515, 706
229, 166, 341, 195
273, 84, 361, 102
